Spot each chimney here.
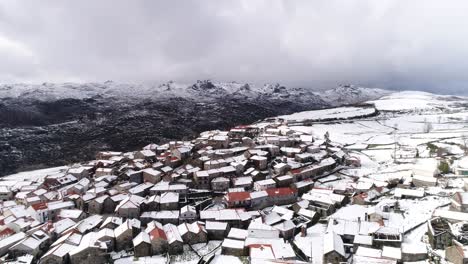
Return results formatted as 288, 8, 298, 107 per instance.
358, 217, 361, 233
301, 225, 307, 237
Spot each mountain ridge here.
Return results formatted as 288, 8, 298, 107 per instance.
0, 81, 390, 105
0, 81, 391, 176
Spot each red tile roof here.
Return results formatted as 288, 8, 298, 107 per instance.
291, 168, 302, 174
149, 228, 167, 241
226, 192, 251, 202
265, 187, 296, 197
31, 202, 48, 211
0, 227, 14, 239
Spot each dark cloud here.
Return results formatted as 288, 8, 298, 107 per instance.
0, 1, 467, 94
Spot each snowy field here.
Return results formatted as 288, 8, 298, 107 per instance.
288, 91, 468, 261
279, 106, 376, 122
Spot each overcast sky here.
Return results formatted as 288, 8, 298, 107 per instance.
1, 1, 468, 94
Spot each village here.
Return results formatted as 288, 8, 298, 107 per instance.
1, 91, 468, 264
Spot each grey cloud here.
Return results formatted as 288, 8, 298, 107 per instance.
0, 0, 467, 94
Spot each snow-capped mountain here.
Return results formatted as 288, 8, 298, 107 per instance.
318, 84, 391, 106
0, 81, 389, 104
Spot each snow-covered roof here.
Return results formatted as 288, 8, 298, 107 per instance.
382, 246, 402, 260
163, 223, 183, 244
69, 232, 107, 256
228, 228, 248, 240
354, 234, 373, 245
206, 221, 228, 231
160, 192, 179, 204
250, 191, 268, 199
323, 232, 345, 257
53, 218, 76, 234
133, 231, 151, 246
222, 238, 245, 249
58, 209, 83, 219
47, 201, 74, 211
433, 209, 468, 222
356, 246, 382, 258
394, 187, 424, 198
42, 243, 77, 259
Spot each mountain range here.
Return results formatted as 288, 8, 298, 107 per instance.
0, 81, 390, 176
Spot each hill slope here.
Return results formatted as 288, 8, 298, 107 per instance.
0, 81, 389, 176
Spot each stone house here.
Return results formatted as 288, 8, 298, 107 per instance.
253, 179, 276, 191
225, 192, 251, 208
69, 232, 108, 264
76, 193, 96, 211
273, 220, 296, 240
173, 147, 192, 160
100, 216, 123, 230
135, 150, 156, 161
133, 232, 152, 257
451, 192, 468, 213
159, 192, 179, 210
179, 205, 197, 223
147, 223, 168, 254
427, 217, 453, 250
142, 168, 162, 184
221, 238, 246, 256
142, 195, 160, 212
323, 232, 346, 264
127, 170, 144, 184
96, 228, 115, 251
446, 240, 468, 264
211, 177, 230, 191
178, 222, 207, 245
88, 195, 109, 214
206, 221, 229, 240
40, 243, 75, 264
114, 220, 136, 251
194, 171, 210, 189
115, 195, 144, 219
250, 191, 269, 209
274, 175, 293, 188
10, 231, 49, 258
141, 211, 180, 225
67, 166, 90, 179
57, 209, 86, 222
265, 187, 298, 206
163, 223, 184, 255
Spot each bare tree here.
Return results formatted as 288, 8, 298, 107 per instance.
423, 118, 433, 133
462, 134, 468, 155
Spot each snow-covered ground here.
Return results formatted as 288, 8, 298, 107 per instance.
287, 91, 468, 262
0, 166, 68, 189
279, 106, 376, 122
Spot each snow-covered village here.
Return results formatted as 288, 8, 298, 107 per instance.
0, 91, 467, 264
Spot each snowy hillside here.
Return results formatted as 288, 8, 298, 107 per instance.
318, 84, 390, 106
369, 91, 468, 112
278, 106, 377, 122
286, 90, 468, 150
